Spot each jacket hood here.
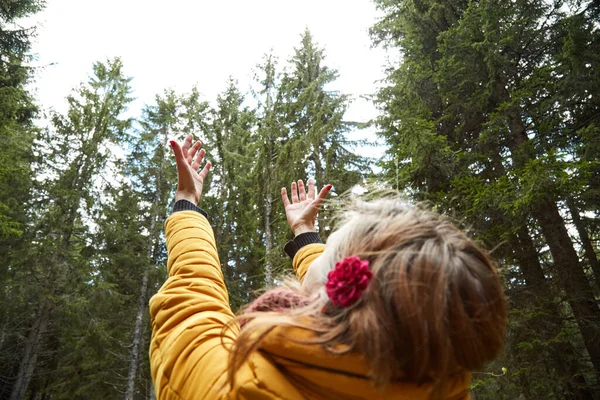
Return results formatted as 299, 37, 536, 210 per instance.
259, 326, 471, 400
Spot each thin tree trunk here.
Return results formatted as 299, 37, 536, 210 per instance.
514, 226, 547, 291
263, 107, 276, 285
125, 213, 159, 400
126, 128, 167, 400
9, 301, 51, 400
264, 191, 273, 284
125, 268, 150, 400
312, 151, 325, 233
568, 198, 600, 283
148, 384, 156, 400
263, 65, 275, 285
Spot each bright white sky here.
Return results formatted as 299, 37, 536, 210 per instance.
28, 0, 388, 150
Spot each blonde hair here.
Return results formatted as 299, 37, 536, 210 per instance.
225, 196, 507, 399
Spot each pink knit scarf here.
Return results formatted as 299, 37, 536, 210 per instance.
240, 288, 311, 327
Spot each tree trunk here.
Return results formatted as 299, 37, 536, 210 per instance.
264, 191, 273, 285
124, 268, 149, 400
312, 151, 325, 232
148, 384, 156, 400
568, 198, 600, 283
126, 145, 163, 400
514, 226, 548, 292
9, 301, 51, 400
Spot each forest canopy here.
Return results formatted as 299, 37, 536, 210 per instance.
0, 0, 599, 399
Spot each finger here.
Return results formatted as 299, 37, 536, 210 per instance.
307, 178, 316, 200
281, 187, 291, 208
291, 182, 299, 203
182, 134, 193, 160
297, 180, 307, 202
192, 148, 205, 170
188, 140, 202, 164
199, 160, 212, 181
170, 140, 188, 176
312, 184, 333, 209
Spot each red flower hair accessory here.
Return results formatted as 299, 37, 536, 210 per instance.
326, 256, 373, 307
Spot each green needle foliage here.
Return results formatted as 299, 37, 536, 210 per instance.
1, 58, 133, 399
372, 0, 600, 398
0, 1, 44, 397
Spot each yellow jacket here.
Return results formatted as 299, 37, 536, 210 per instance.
150, 211, 471, 399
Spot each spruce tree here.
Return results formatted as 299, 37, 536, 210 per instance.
372, 0, 600, 397
279, 29, 368, 237
0, 0, 41, 242
6, 58, 132, 400
203, 79, 263, 308
251, 52, 292, 283
0, 3, 44, 393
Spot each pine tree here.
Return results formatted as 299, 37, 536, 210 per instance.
43, 184, 149, 399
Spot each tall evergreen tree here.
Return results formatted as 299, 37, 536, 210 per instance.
252, 53, 280, 283
0, 3, 44, 392
279, 29, 367, 237
75, 88, 212, 400
0, 0, 42, 243
6, 58, 132, 400
372, 0, 600, 397
251, 52, 303, 282
120, 88, 213, 399
45, 184, 150, 399
203, 79, 264, 309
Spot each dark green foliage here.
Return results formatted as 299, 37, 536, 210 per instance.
280, 30, 368, 236
202, 79, 264, 309
372, 0, 600, 398
47, 186, 148, 398
1, 58, 134, 400
247, 34, 370, 286
0, 1, 44, 397
0, 0, 42, 359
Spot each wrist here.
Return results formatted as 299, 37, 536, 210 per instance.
175, 191, 197, 205
293, 225, 316, 236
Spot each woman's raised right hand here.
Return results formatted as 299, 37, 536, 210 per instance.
170, 135, 211, 206
281, 179, 332, 236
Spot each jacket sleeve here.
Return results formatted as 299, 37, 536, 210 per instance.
292, 243, 325, 283
149, 211, 237, 400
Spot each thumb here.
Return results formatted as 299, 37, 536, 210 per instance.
312, 184, 332, 209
